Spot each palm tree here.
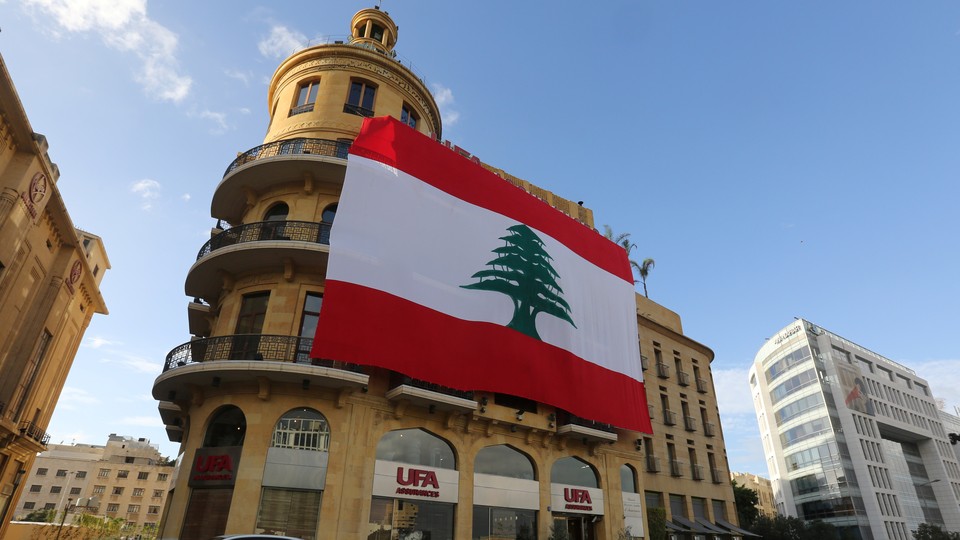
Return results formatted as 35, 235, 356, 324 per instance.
603, 225, 655, 297
638, 258, 655, 298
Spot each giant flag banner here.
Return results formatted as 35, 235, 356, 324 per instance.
311, 117, 651, 433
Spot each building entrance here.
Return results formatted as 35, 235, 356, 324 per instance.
554, 515, 596, 540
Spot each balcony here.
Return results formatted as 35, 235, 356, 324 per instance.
648, 404, 656, 422
696, 377, 709, 393
704, 421, 716, 437
213, 138, 350, 223
386, 374, 477, 413
556, 410, 618, 443
670, 459, 685, 477
645, 455, 661, 473
154, 335, 369, 406
656, 362, 670, 379
684, 416, 698, 432
711, 468, 726, 484
19, 421, 51, 446
691, 463, 704, 481
186, 221, 331, 302
677, 371, 690, 386
641, 355, 649, 371
663, 410, 678, 426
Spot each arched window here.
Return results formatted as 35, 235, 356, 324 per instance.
620, 464, 638, 493
272, 408, 330, 451
321, 204, 337, 225
264, 203, 289, 221
318, 204, 337, 244
375, 428, 455, 470
475, 445, 535, 480
203, 406, 246, 447
550, 456, 598, 488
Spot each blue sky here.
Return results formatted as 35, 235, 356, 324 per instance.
2, 0, 959, 476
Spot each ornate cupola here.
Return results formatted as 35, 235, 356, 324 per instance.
350, 7, 398, 54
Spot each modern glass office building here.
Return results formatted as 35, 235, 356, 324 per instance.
750, 319, 960, 540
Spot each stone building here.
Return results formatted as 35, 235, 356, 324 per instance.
12, 434, 174, 535
0, 52, 109, 540
730, 472, 777, 518
152, 7, 740, 540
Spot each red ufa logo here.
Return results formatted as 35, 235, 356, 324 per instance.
564, 488, 593, 504
396, 467, 439, 489
195, 454, 233, 473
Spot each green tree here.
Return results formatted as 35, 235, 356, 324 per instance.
731, 480, 760, 530
913, 523, 960, 540
602, 225, 655, 297
749, 514, 806, 540
646, 507, 667, 540
21, 508, 55, 522
462, 224, 575, 340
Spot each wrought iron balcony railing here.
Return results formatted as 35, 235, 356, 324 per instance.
704, 421, 717, 437
663, 410, 678, 426
196, 220, 332, 261
656, 362, 670, 379
342, 103, 375, 117
646, 455, 661, 473
163, 334, 365, 373
684, 416, 698, 432
677, 371, 691, 386
19, 421, 51, 445
289, 103, 315, 116
640, 355, 649, 371
224, 138, 351, 177
696, 377, 709, 393
670, 459, 685, 477
648, 404, 656, 421
388, 374, 474, 401
556, 410, 617, 434
711, 468, 726, 484
692, 463, 704, 481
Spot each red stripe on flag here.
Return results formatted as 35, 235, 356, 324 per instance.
350, 117, 634, 284
312, 281, 652, 433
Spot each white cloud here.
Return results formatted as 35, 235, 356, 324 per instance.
198, 109, 229, 134
224, 68, 253, 86
131, 179, 161, 209
259, 25, 307, 59
59, 387, 100, 406
84, 336, 118, 349
181, 193, 191, 202
23, 0, 192, 102
712, 366, 757, 416
431, 83, 461, 126
904, 358, 960, 413
114, 354, 163, 375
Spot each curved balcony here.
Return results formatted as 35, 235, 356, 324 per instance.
186, 220, 331, 302
153, 334, 369, 406
555, 410, 618, 443
213, 138, 351, 223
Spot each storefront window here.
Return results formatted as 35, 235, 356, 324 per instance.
368, 497, 454, 540
473, 506, 536, 540
475, 445, 535, 480
203, 406, 246, 447
376, 429, 455, 469
256, 488, 321, 540
551, 457, 598, 488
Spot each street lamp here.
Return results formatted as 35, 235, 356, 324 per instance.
54, 497, 74, 540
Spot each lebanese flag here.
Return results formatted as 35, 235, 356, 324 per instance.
311, 117, 650, 433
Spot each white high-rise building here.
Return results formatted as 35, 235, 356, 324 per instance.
749, 319, 960, 540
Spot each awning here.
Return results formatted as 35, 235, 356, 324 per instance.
666, 520, 689, 532
716, 518, 761, 537
674, 516, 715, 535
695, 518, 733, 535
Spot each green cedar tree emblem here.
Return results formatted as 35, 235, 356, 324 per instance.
461, 224, 576, 340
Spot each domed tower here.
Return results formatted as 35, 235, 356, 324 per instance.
151, 8, 444, 540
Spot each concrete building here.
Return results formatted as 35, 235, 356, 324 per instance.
750, 319, 960, 540
0, 53, 109, 539
12, 434, 174, 535
151, 8, 740, 540
730, 472, 777, 518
